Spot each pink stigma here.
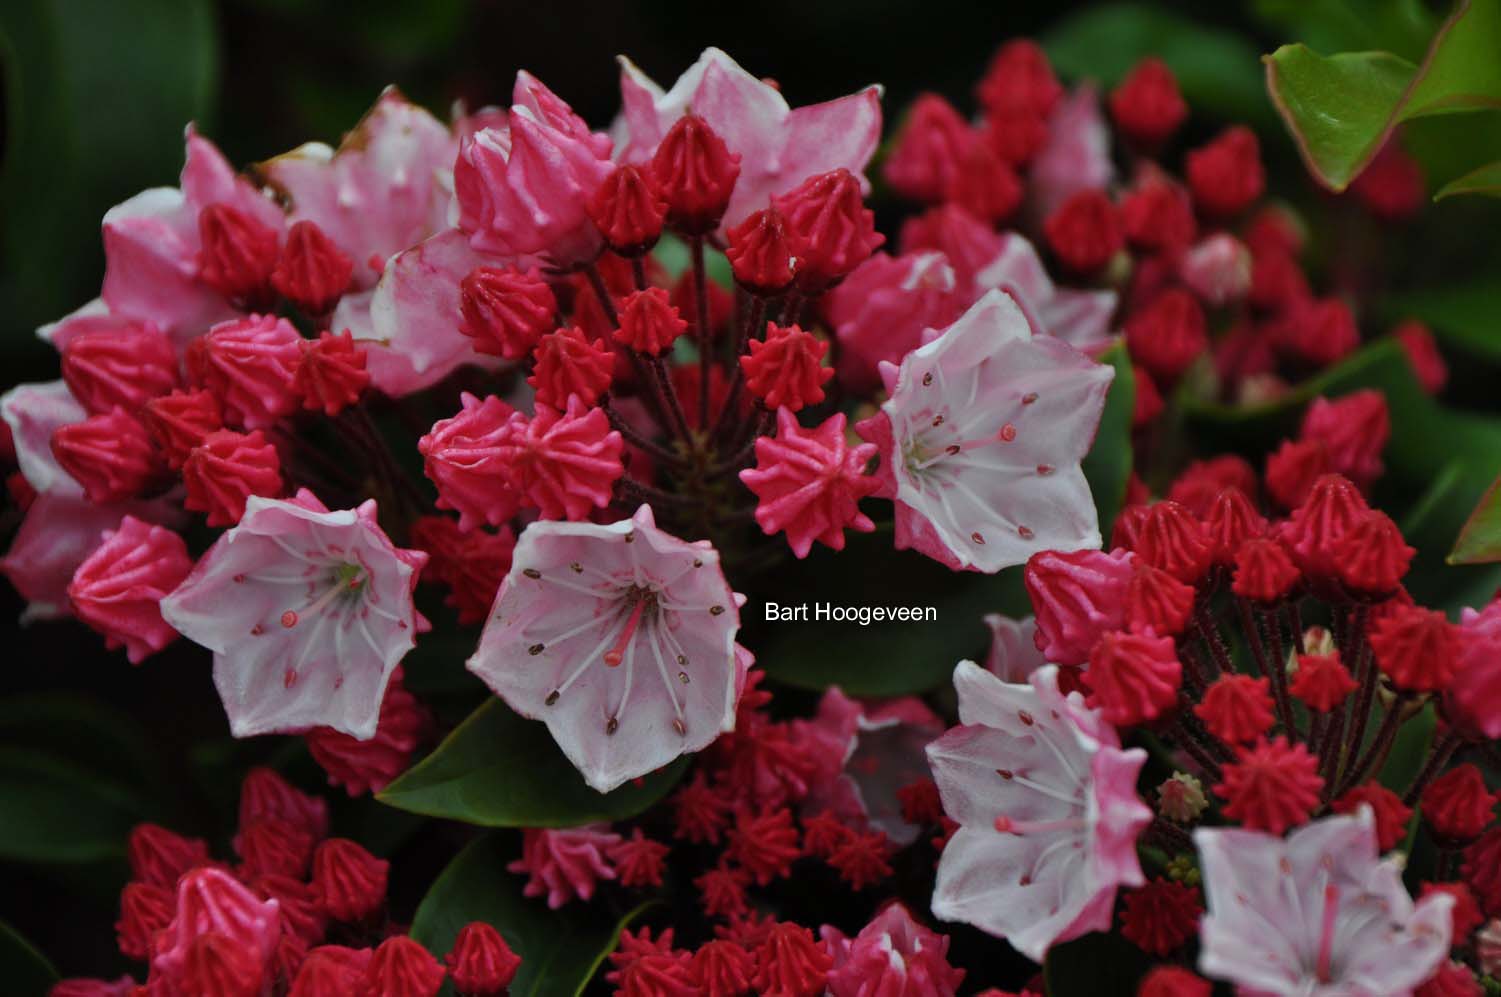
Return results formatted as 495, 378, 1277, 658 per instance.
1316, 881, 1340, 983
603, 596, 648, 667
993, 814, 1088, 836
280, 610, 298, 628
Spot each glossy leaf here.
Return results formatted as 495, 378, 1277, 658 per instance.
1437, 158, 1501, 198
1253, 0, 1437, 62
1451, 474, 1501, 564
1045, 2, 1272, 127
1382, 277, 1501, 363
1265, 0, 1501, 191
0, 748, 149, 863
410, 832, 646, 997
378, 698, 687, 828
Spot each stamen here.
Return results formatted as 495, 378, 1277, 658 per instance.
1316, 882, 1339, 983
914, 424, 1018, 470
993, 815, 1089, 835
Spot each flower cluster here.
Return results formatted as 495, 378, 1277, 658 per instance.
4, 29, 1484, 997
53, 767, 520, 996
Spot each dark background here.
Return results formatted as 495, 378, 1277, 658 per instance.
2, 0, 1494, 985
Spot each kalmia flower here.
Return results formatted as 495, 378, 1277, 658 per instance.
68, 516, 193, 664
884, 93, 972, 202
311, 839, 388, 922
1300, 390, 1389, 489
500, 397, 624, 522
857, 291, 1113, 573
51, 409, 162, 504
528, 326, 615, 408
189, 314, 303, 430
1086, 630, 1182, 727
725, 207, 796, 296
825, 251, 962, 392
822, 903, 965, 997
1214, 736, 1323, 835
1422, 765, 1497, 843
1332, 782, 1414, 851
587, 164, 667, 256
446, 922, 521, 996
753, 922, 832, 997
1024, 547, 1136, 666
128, 823, 211, 888
927, 662, 1151, 960
152, 867, 281, 987
775, 168, 886, 289
161, 490, 427, 739
1044, 189, 1122, 276
508, 826, 620, 908
1185, 126, 1263, 218
1119, 879, 1203, 956
142, 389, 223, 469
359, 936, 445, 997
61, 324, 179, 416
1371, 603, 1461, 693
1125, 289, 1207, 384
972, 232, 1119, 352
468, 505, 744, 792
983, 613, 1046, 682
613, 287, 686, 355
419, 393, 523, 531
271, 220, 353, 314
197, 202, 281, 304
305, 673, 430, 795
182, 429, 283, 527
1178, 233, 1252, 307
739, 409, 879, 558
292, 331, 369, 417
1196, 810, 1453, 995
739, 322, 833, 411
1289, 652, 1358, 713
458, 266, 557, 360
649, 113, 742, 235
1109, 58, 1187, 148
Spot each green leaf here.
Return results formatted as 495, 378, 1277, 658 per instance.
1043, 929, 1153, 996
378, 699, 687, 828
1437, 158, 1501, 198
1044, 2, 1272, 127
1451, 474, 1501, 564
0, 748, 149, 863
1382, 276, 1501, 363
1252, 0, 1438, 62
1081, 343, 1137, 542
0, 920, 57, 996
0, 0, 219, 353
410, 833, 647, 997
1264, 0, 1501, 191
1381, 702, 1436, 793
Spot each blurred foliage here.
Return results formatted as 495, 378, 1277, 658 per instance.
1452, 474, 1501, 564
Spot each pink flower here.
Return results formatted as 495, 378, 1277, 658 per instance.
927, 662, 1151, 961
856, 291, 1115, 573
188, 314, 302, 430
60, 322, 179, 415
501, 397, 625, 522
1024, 548, 1137, 667
1028, 85, 1114, 218
983, 613, 1047, 682
455, 74, 613, 267
1195, 808, 1453, 996
1300, 390, 1389, 490
261, 88, 455, 290
822, 902, 965, 997
1178, 234, 1252, 307
101, 127, 281, 345
418, 392, 524, 532
615, 47, 882, 228
739, 408, 880, 558
508, 825, 620, 909
974, 233, 1118, 352
825, 251, 965, 393
1, 380, 89, 498
152, 867, 281, 987
68, 516, 193, 665
468, 505, 744, 792
160, 490, 427, 740
793, 687, 944, 846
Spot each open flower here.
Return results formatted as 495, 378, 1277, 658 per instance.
857, 290, 1114, 573
615, 47, 882, 228
468, 505, 744, 793
974, 233, 1118, 352
161, 490, 427, 740
927, 661, 1151, 961
1196, 808, 1453, 996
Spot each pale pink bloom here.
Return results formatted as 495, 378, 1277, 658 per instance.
974, 233, 1117, 352
454, 74, 613, 267
260, 87, 456, 291
1195, 808, 1453, 996
983, 613, 1047, 682
1, 380, 87, 497
927, 661, 1151, 961
856, 290, 1114, 573
101, 126, 281, 345
822, 902, 966, 997
1029, 85, 1114, 218
825, 251, 965, 393
615, 47, 882, 227
507, 825, 620, 909
794, 687, 945, 846
160, 490, 427, 740
1178, 233, 1252, 307
1, 493, 176, 622
36, 297, 156, 354
468, 505, 744, 793
152, 866, 281, 983
900, 204, 1006, 291
1443, 598, 1501, 739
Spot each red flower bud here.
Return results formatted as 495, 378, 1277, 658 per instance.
141, 389, 223, 470
1134, 500, 1212, 585
976, 39, 1063, 119
61, 324, 179, 415
236, 818, 315, 879
1370, 603, 1461, 693
883, 93, 973, 203
1195, 674, 1274, 744
1423, 764, 1497, 843
1231, 537, 1300, 604
359, 936, 445, 997
128, 823, 211, 889
1086, 630, 1182, 726
1109, 58, 1187, 148
1120, 177, 1197, 254
588, 164, 667, 255
458, 266, 558, 360
1126, 563, 1195, 637
1265, 438, 1331, 510
1187, 127, 1264, 218
52, 409, 162, 503
188, 315, 303, 430
1282, 298, 1360, 368
198, 203, 280, 303
311, 839, 389, 923
445, 921, 521, 996
725, 207, 796, 295
527, 326, 615, 408
294, 331, 369, 417
272, 220, 353, 314
774, 169, 885, 289
1333, 509, 1413, 597
1125, 289, 1207, 383
183, 429, 283, 527
1203, 487, 1266, 565
1332, 782, 1412, 850
613, 288, 687, 356
945, 144, 1022, 224
740, 323, 833, 411
116, 881, 174, 961
651, 114, 741, 234
1044, 189, 1123, 276
1291, 652, 1358, 714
